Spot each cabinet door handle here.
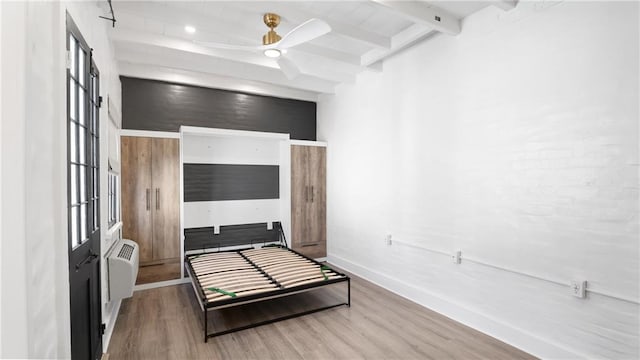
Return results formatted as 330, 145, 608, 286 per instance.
302, 243, 319, 247
156, 188, 160, 210
305, 185, 309, 202
146, 189, 150, 210
311, 185, 314, 202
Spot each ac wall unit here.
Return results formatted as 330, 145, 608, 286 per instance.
108, 238, 139, 301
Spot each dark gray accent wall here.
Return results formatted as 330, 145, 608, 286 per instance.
183, 164, 279, 202
121, 77, 316, 140
184, 223, 280, 251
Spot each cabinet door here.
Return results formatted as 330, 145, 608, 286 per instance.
305, 146, 327, 258
151, 138, 181, 261
121, 136, 153, 263
291, 145, 310, 250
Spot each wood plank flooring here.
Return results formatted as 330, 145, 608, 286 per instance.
108, 267, 535, 359
136, 260, 181, 285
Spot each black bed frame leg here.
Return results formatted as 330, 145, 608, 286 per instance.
204, 307, 208, 343
347, 278, 351, 307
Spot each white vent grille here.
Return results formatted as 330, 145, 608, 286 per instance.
118, 243, 134, 260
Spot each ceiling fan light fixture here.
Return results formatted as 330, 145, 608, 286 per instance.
263, 48, 281, 58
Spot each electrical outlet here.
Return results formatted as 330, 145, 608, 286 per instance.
385, 234, 392, 246
570, 280, 587, 298
453, 250, 462, 264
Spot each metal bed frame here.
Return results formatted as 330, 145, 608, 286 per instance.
184, 228, 350, 342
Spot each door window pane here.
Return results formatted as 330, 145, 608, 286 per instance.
78, 49, 85, 86
93, 168, 98, 197
80, 204, 87, 241
69, 122, 77, 163
92, 137, 97, 166
79, 166, 86, 203
92, 76, 97, 101
93, 201, 99, 231
78, 88, 85, 125
71, 207, 79, 246
69, 35, 76, 77
79, 126, 86, 164
92, 107, 97, 133
69, 79, 76, 120
70, 165, 78, 204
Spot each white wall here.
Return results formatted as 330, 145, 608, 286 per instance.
0, 2, 29, 357
0, 2, 3, 354
0, 1, 121, 358
318, 1, 639, 359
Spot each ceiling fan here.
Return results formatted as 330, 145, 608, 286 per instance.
196, 13, 331, 80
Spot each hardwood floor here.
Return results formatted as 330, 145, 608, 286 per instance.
108, 267, 535, 359
136, 260, 181, 285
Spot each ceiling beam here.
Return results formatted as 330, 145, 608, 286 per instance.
295, 43, 362, 67
369, 0, 461, 35
110, 27, 357, 84
114, 42, 338, 94
491, 1, 519, 11
324, 17, 391, 49
117, 62, 319, 102
361, 24, 435, 67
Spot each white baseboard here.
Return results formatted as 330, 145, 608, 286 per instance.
327, 254, 584, 360
133, 278, 190, 292
102, 299, 121, 353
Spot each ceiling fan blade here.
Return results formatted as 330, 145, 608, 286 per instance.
277, 18, 331, 49
277, 57, 301, 80
194, 40, 269, 52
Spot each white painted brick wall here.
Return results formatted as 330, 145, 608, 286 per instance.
318, 1, 639, 358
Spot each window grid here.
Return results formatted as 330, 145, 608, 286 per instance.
108, 171, 119, 228
68, 32, 100, 249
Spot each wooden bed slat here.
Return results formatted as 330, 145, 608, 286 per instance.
263, 261, 319, 271
205, 284, 278, 300
189, 253, 244, 263
272, 268, 331, 282
192, 263, 253, 272
206, 287, 278, 302
191, 257, 246, 265
282, 275, 343, 288
196, 269, 263, 282
200, 277, 273, 289
250, 256, 312, 266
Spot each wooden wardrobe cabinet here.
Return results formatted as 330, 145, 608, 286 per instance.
121, 136, 180, 265
291, 145, 326, 258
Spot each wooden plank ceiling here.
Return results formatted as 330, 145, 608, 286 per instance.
107, 1, 516, 99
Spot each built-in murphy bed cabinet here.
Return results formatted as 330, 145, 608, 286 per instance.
179, 127, 328, 280
121, 134, 180, 284
291, 141, 327, 258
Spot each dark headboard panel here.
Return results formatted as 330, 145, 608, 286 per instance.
121, 77, 317, 140
184, 222, 281, 251
183, 164, 279, 202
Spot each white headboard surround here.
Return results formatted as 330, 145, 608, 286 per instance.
179, 127, 291, 274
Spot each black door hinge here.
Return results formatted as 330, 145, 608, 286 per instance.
98, 96, 103, 108
100, 323, 106, 335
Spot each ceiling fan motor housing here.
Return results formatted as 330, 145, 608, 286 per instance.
263, 13, 282, 45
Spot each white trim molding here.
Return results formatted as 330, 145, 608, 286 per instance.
290, 140, 327, 147
119, 129, 180, 139
133, 278, 190, 292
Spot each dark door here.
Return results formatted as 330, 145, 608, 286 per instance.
67, 13, 103, 360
